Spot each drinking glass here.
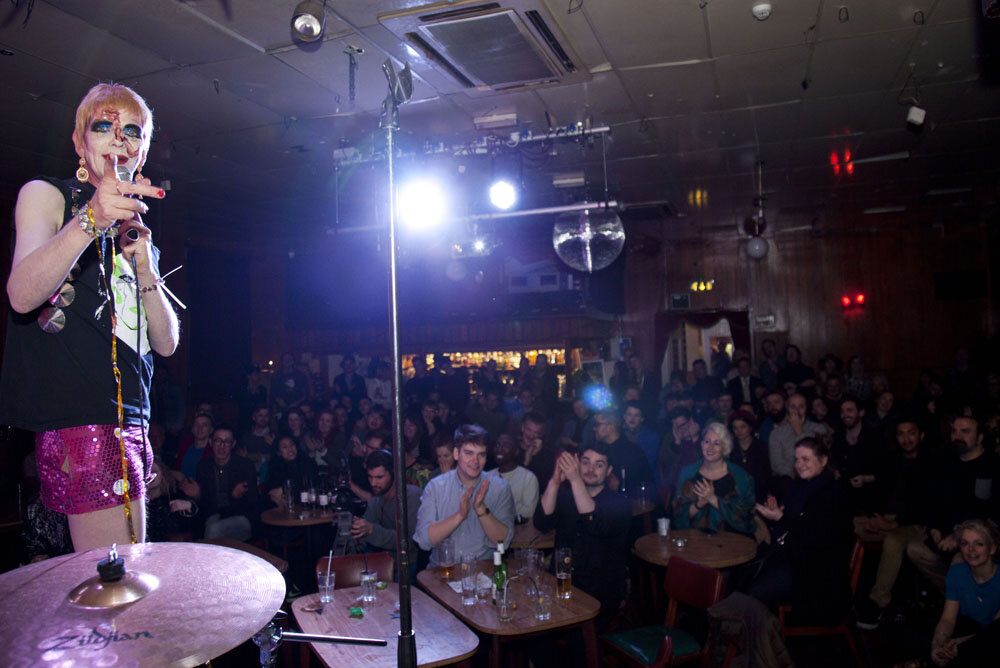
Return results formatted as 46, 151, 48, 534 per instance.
438, 540, 456, 580
460, 558, 477, 607
360, 570, 376, 603
316, 570, 335, 604
519, 547, 540, 579
283, 480, 295, 516
496, 587, 515, 622
476, 579, 491, 602
535, 584, 553, 620
555, 547, 572, 599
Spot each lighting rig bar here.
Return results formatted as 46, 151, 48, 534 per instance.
332, 124, 611, 165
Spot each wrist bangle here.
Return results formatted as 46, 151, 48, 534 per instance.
140, 277, 163, 294
77, 202, 96, 235
476, 506, 490, 517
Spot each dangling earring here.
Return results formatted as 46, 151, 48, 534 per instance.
76, 157, 89, 183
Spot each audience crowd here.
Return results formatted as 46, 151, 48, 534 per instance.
16, 343, 1000, 665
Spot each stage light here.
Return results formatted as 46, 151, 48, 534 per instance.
473, 239, 486, 252
583, 384, 613, 411
841, 296, 852, 308
855, 293, 865, 305
398, 180, 447, 230
291, 0, 326, 42
489, 180, 517, 210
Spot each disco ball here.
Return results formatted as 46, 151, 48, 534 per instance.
746, 235, 769, 260
552, 208, 625, 273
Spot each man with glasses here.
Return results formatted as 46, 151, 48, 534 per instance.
182, 425, 259, 540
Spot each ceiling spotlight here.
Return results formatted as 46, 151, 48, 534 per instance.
489, 180, 517, 210
473, 239, 486, 252
291, 0, 326, 42
906, 105, 926, 127
746, 236, 769, 260
751, 2, 772, 20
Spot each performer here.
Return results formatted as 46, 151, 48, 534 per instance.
1, 83, 179, 551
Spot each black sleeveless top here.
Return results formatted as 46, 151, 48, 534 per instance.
0, 176, 155, 431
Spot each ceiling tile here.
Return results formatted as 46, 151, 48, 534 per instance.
707, 1, 820, 58
806, 29, 920, 97
44, 0, 262, 64
714, 46, 810, 108
583, 0, 708, 68
617, 62, 718, 118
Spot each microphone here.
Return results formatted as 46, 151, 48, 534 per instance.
114, 162, 141, 242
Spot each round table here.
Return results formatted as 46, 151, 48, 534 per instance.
510, 520, 555, 549
261, 506, 335, 565
634, 529, 757, 569
260, 506, 335, 527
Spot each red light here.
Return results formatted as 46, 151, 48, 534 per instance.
834, 164, 841, 175
829, 152, 839, 165
841, 296, 852, 308
844, 149, 851, 162
846, 162, 854, 175
855, 293, 865, 305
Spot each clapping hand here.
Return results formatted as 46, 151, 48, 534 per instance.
557, 451, 581, 483
457, 484, 475, 517
473, 478, 491, 515
755, 494, 784, 521
691, 479, 716, 508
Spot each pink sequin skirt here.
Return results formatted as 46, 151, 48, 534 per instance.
37, 424, 153, 515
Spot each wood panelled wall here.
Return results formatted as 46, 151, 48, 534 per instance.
623, 221, 993, 393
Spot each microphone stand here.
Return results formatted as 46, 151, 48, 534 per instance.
380, 58, 417, 668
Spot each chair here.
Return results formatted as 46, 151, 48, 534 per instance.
315, 552, 394, 589
602, 557, 725, 667
777, 537, 864, 663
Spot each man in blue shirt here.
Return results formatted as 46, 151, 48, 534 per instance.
414, 425, 515, 566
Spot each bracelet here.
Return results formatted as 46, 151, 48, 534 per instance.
77, 202, 96, 234
140, 278, 163, 294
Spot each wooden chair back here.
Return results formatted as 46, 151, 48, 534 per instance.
663, 556, 725, 626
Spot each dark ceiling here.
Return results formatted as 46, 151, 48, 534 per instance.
1, 0, 998, 245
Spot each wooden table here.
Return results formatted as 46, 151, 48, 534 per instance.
417, 565, 601, 668
261, 506, 334, 563
510, 520, 555, 549
261, 506, 335, 528
292, 583, 478, 667
198, 537, 288, 573
633, 529, 757, 569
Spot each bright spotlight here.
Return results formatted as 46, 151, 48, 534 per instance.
489, 180, 517, 210
398, 180, 447, 230
473, 239, 486, 252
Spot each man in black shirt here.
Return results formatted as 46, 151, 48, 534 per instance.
856, 417, 934, 629
595, 408, 656, 501
185, 426, 259, 541
905, 414, 1000, 594
534, 443, 631, 632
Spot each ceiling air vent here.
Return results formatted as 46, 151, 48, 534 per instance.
380, 1, 589, 91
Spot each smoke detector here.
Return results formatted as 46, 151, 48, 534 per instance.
752, 3, 772, 20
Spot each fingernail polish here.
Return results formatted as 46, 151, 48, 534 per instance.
157, 189, 165, 198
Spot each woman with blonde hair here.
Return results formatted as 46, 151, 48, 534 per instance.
0, 83, 179, 551
672, 422, 756, 535
930, 518, 1000, 666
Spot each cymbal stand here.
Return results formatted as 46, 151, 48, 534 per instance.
254, 613, 387, 667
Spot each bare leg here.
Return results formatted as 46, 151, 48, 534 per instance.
68, 502, 147, 552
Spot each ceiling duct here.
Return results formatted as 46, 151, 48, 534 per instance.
379, 0, 590, 91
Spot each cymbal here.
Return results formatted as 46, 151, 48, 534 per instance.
0, 541, 285, 668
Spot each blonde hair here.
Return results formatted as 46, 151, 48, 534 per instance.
955, 518, 1000, 553
74, 83, 154, 154
702, 422, 733, 457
